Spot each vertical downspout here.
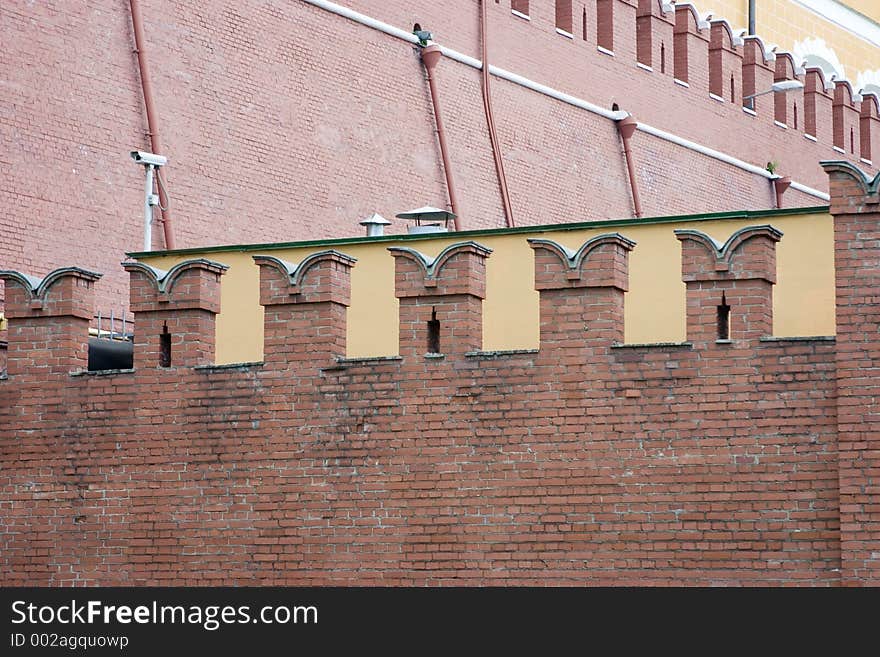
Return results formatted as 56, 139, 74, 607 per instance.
480, 1, 515, 227
129, 0, 176, 250
773, 175, 791, 208
748, 0, 756, 35
616, 115, 644, 218
421, 45, 461, 230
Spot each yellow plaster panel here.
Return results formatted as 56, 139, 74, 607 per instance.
695, 0, 880, 84
842, 0, 880, 24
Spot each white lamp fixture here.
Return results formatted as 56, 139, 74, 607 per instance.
743, 79, 804, 100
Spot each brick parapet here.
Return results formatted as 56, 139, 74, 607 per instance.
124, 259, 228, 368
0, 267, 101, 375
676, 225, 781, 343
254, 251, 356, 366
390, 241, 491, 357
0, 223, 855, 585
529, 234, 635, 347
821, 159, 880, 585
0, 319, 842, 585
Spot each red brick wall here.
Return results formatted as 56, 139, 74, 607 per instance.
1, 1, 875, 352
823, 160, 880, 585
0, 331, 841, 585
9, 157, 880, 584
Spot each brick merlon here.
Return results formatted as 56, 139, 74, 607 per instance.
821, 159, 880, 211
804, 65, 835, 93
0, 267, 101, 319
528, 233, 635, 290
674, 3, 710, 34
709, 19, 743, 50
676, 225, 782, 282
742, 35, 776, 65
122, 258, 228, 295
253, 250, 356, 306
389, 241, 491, 297
124, 258, 228, 314
252, 251, 356, 287
774, 50, 805, 78
637, 0, 675, 19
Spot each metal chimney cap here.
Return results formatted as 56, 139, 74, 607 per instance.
359, 213, 391, 226
395, 206, 456, 224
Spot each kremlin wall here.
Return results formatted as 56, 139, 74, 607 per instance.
0, 161, 878, 585
2, 2, 880, 586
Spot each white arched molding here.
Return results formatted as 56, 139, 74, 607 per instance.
857, 70, 880, 98
792, 37, 845, 82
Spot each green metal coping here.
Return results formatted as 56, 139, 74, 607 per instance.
127, 205, 830, 259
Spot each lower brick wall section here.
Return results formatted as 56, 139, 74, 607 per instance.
0, 337, 839, 585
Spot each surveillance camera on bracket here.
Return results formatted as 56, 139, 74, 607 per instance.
130, 150, 167, 167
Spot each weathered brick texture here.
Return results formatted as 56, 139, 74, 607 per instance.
676, 225, 781, 344
254, 251, 355, 365
8, 156, 879, 584
0, 268, 101, 375
820, 160, 880, 586
390, 242, 491, 357
124, 259, 227, 368
3, 7, 880, 587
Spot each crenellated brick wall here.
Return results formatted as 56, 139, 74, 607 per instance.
821, 159, 880, 585
1, 164, 876, 586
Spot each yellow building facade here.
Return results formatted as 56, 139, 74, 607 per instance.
134, 206, 835, 365
693, 1, 879, 92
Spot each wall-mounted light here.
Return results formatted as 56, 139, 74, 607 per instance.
744, 79, 805, 111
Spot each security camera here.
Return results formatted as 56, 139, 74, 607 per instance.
130, 150, 167, 167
